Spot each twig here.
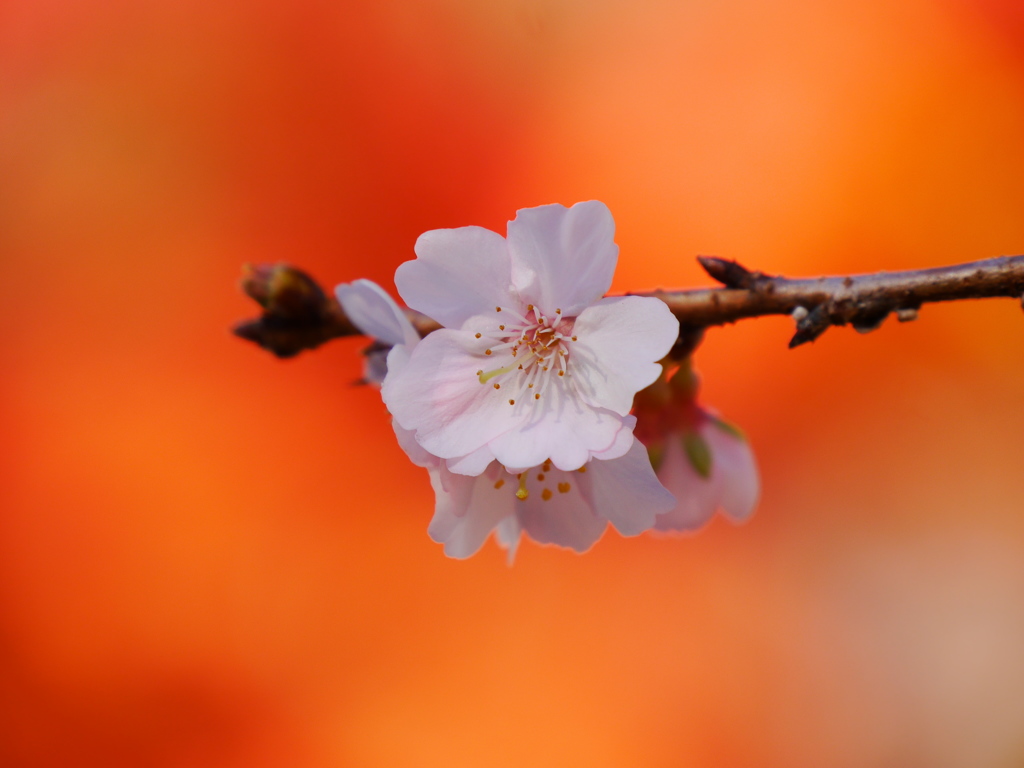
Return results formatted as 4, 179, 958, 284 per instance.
233, 255, 1024, 357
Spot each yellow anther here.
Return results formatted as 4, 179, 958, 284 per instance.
527, 304, 534, 311
557, 482, 571, 494
496, 306, 502, 312
555, 308, 562, 314
499, 325, 505, 330
515, 474, 529, 500
558, 371, 564, 377
541, 488, 553, 501
493, 383, 500, 389
485, 349, 492, 355
475, 333, 481, 338
534, 393, 540, 400
571, 335, 578, 341
508, 399, 515, 405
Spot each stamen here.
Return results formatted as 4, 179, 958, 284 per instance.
534, 393, 540, 400
537, 473, 545, 481
475, 333, 481, 339
571, 335, 577, 341
558, 482, 571, 494
494, 479, 505, 489
493, 383, 500, 390
508, 399, 515, 405
495, 306, 502, 312
499, 325, 505, 331
555, 308, 562, 314
577, 466, 587, 473
485, 349, 492, 355
515, 474, 528, 500
541, 488, 553, 501
479, 364, 516, 384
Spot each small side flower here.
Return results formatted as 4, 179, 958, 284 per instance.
633, 362, 760, 532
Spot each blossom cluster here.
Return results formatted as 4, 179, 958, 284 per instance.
336, 202, 758, 558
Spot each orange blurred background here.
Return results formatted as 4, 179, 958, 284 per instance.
4, 1, 1024, 765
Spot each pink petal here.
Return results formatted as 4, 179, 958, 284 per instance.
494, 516, 522, 564
396, 226, 515, 329
514, 476, 608, 553
507, 201, 618, 316
335, 279, 420, 348
579, 440, 675, 535
446, 445, 496, 476
705, 423, 760, 523
485, 386, 627, 471
570, 296, 680, 415
591, 414, 637, 461
427, 466, 516, 559
382, 329, 523, 461
652, 436, 721, 532
392, 419, 438, 469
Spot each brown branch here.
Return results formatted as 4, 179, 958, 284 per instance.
233, 255, 1024, 357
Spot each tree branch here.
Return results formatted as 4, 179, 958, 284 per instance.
233, 255, 1024, 357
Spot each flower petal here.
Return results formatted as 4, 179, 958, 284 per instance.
392, 419, 438, 469
485, 381, 627, 471
705, 422, 760, 523
507, 201, 618, 316
515, 475, 608, 553
382, 329, 523, 461
427, 465, 516, 559
579, 439, 675, 535
396, 225, 515, 329
446, 444, 497, 476
494, 516, 522, 564
335, 279, 419, 348
570, 296, 680, 415
652, 435, 721, 532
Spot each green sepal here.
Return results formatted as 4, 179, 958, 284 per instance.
683, 431, 713, 479
710, 416, 746, 441
646, 442, 665, 473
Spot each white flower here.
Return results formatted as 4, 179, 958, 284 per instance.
634, 363, 760, 532
382, 201, 680, 475
335, 272, 677, 559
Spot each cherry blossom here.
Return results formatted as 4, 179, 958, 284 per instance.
335, 274, 676, 559
633, 362, 760, 532
382, 201, 680, 475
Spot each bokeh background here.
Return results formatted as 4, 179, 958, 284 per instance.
4, 0, 1024, 765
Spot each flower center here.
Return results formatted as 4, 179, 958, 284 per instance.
474, 304, 579, 406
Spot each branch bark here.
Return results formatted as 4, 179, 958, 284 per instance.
233, 255, 1024, 357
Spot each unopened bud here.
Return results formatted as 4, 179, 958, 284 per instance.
241, 263, 329, 323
